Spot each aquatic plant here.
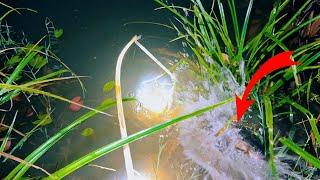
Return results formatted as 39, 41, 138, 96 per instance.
154, 0, 320, 178
0, 3, 111, 177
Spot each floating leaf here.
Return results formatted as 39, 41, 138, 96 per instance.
54, 28, 63, 38
32, 114, 52, 126
103, 81, 115, 93
6, 56, 22, 66
81, 128, 94, 137
28, 55, 48, 69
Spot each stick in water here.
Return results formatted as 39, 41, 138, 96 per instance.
115, 35, 141, 179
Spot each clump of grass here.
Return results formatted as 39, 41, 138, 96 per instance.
154, 0, 320, 178
0, 2, 107, 177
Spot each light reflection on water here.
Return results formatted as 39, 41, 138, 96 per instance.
136, 76, 174, 113
31, 50, 183, 179
9, 0, 186, 178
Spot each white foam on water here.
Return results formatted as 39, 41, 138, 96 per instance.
172, 65, 299, 180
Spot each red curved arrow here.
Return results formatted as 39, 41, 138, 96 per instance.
236, 51, 298, 122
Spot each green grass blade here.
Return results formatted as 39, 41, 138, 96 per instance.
280, 137, 320, 169
0, 111, 17, 154
264, 33, 289, 51
194, 0, 224, 62
227, 0, 240, 47
239, 0, 253, 54
294, 40, 320, 57
277, 0, 311, 37
307, 76, 312, 105
284, 99, 320, 147
0, 8, 37, 21
46, 98, 233, 179
3, 52, 36, 85
267, 15, 320, 53
1, 38, 45, 90
33, 69, 69, 81
2, 119, 42, 163
123, 21, 174, 30
0, 84, 109, 116
5, 98, 134, 179
246, 5, 286, 65
0, 69, 68, 105
284, 99, 313, 118
154, 0, 195, 29
267, 52, 320, 95
217, 0, 229, 39
309, 118, 320, 146
264, 96, 278, 177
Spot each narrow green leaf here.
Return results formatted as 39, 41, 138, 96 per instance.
0, 37, 46, 97
268, 52, 320, 94
280, 138, 320, 169
309, 118, 320, 146
240, 0, 253, 52
0, 111, 17, 154
6, 98, 134, 179
277, 0, 312, 37
32, 114, 52, 126
227, 0, 240, 47
264, 96, 278, 177
46, 98, 233, 179
0, 69, 68, 106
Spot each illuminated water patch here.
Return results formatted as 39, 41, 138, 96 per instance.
136, 78, 174, 113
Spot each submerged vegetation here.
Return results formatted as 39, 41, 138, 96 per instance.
0, 0, 319, 179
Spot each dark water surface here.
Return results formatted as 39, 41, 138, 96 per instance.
4, 0, 182, 179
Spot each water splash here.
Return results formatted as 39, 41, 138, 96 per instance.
171, 64, 299, 179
